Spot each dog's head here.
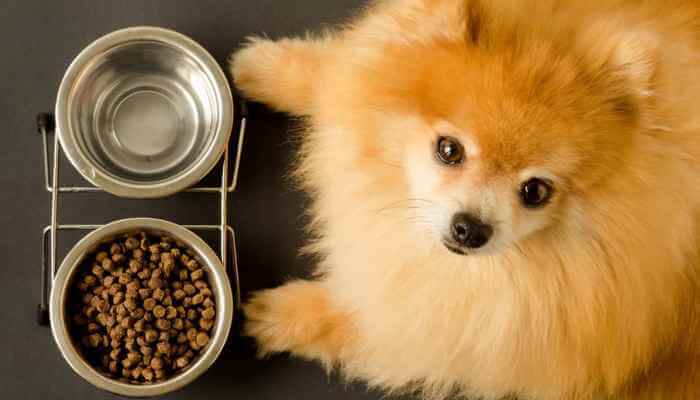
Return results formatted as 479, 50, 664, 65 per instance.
338, 0, 658, 256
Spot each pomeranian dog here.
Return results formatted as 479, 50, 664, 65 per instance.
230, 0, 700, 398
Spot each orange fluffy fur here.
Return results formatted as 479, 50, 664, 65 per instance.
230, 1, 700, 399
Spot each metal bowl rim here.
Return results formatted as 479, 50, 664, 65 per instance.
55, 26, 234, 198
49, 218, 234, 397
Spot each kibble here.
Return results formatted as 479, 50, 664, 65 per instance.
68, 233, 216, 384
138, 288, 151, 300
199, 318, 214, 331
153, 305, 166, 319
152, 288, 165, 302
125, 237, 139, 250
112, 253, 127, 264
166, 306, 177, 320
173, 289, 186, 301
195, 332, 209, 347
110, 243, 123, 255
143, 298, 156, 311
175, 357, 189, 369
186, 260, 199, 272
155, 319, 171, 331
190, 269, 204, 281
201, 307, 215, 320
142, 367, 154, 381
131, 307, 145, 320
91, 265, 105, 278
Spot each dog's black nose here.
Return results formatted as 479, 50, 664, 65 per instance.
450, 213, 493, 249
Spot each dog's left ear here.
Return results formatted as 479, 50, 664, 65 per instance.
607, 31, 660, 100
586, 27, 661, 117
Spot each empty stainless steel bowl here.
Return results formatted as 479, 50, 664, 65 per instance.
50, 218, 234, 397
56, 27, 233, 198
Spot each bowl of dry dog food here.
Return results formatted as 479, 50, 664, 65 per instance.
49, 218, 233, 397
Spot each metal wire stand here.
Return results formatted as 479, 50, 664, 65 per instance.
35, 104, 246, 326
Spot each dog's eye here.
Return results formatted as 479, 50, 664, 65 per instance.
520, 178, 553, 208
436, 136, 464, 165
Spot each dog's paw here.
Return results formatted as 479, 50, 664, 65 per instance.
229, 37, 280, 102
243, 287, 296, 357
243, 281, 351, 364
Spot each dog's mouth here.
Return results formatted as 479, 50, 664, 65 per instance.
442, 240, 468, 256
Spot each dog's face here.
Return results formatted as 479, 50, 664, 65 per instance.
402, 118, 568, 256
347, 14, 649, 256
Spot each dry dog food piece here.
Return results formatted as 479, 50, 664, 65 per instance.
148, 278, 164, 290
157, 341, 172, 355
143, 298, 157, 311
110, 243, 123, 255
166, 306, 178, 320
131, 307, 145, 320
190, 269, 204, 281
138, 288, 151, 300
192, 294, 204, 305
143, 311, 154, 322
173, 289, 186, 301
201, 307, 215, 320
128, 259, 142, 273
175, 357, 189, 369
141, 367, 154, 381
125, 288, 138, 300
152, 288, 165, 302
199, 318, 214, 331
173, 318, 185, 331
125, 237, 139, 250
120, 317, 134, 329
153, 305, 166, 319
195, 332, 210, 347
131, 366, 143, 380
150, 356, 164, 370
144, 329, 159, 343
112, 292, 124, 305
92, 265, 105, 278
133, 248, 144, 260
186, 260, 199, 272
155, 318, 171, 331
68, 233, 217, 384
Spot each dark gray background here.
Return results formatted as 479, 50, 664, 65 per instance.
0, 1, 407, 399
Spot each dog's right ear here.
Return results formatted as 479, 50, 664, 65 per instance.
577, 23, 661, 121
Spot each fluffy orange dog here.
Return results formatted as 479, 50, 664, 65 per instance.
230, 1, 700, 398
